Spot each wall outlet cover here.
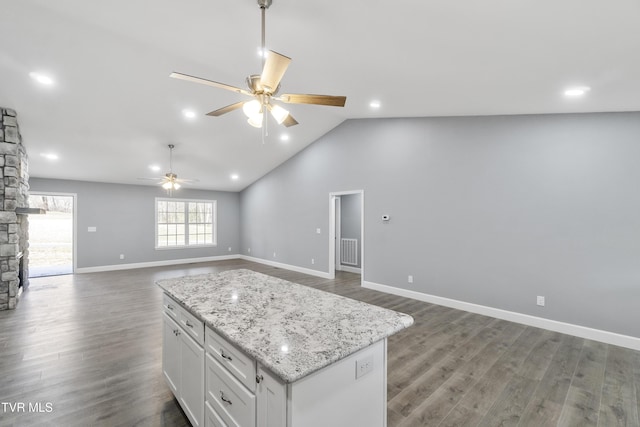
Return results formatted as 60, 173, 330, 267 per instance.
355, 355, 373, 379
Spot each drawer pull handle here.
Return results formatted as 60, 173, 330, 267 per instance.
256, 374, 264, 384
220, 350, 233, 361
185, 320, 193, 328
167, 304, 174, 311
220, 391, 232, 405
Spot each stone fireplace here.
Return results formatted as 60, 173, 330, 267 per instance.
0, 107, 30, 310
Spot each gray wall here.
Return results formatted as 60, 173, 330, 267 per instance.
30, 178, 240, 269
340, 194, 361, 268
240, 112, 640, 338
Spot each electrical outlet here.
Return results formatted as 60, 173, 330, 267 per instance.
119, 254, 125, 260
273, 252, 276, 258
311, 258, 315, 265
248, 248, 251, 253
356, 355, 373, 379
228, 247, 232, 252
316, 228, 321, 234
408, 275, 413, 284
88, 226, 97, 232
537, 296, 545, 307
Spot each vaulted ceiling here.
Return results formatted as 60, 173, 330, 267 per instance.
1, 0, 639, 191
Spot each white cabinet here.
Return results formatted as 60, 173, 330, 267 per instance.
206, 354, 256, 427
162, 313, 180, 394
256, 367, 286, 427
163, 293, 388, 427
180, 331, 205, 426
162, 299, 205, 427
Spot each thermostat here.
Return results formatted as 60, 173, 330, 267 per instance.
382, 215, 390, 221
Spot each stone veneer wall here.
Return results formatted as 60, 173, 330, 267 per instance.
0, 107, 29, 310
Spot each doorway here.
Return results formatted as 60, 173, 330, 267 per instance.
28, 193, 76, 277
329, 190, 364, 282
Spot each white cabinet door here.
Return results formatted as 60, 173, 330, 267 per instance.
162, 312, 180, 395
181, 330, 205, 427
256, 366, 287, 427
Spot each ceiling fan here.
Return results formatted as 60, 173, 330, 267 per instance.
170, 0, 346, 129
139, 144, 197, 193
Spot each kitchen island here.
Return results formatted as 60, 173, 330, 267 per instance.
157, 269, 413, 427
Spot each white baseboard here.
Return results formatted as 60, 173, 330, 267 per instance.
363, 280, 640, 352
75, 255, 241, 274
339, 265, 361, 274
239, 255, 331, 279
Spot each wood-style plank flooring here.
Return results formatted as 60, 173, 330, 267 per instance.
1, 259, 639, 426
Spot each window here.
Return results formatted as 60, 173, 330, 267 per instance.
156, 198, 216, 248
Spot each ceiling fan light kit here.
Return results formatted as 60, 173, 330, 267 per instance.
169, 0, 346, 132
139, 144, 197, 194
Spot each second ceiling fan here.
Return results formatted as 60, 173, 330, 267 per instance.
170, 0, 346, 129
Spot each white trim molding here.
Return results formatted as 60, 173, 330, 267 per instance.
363, 280, 640, 352
240, 255, 331, 279
75, 255, 239, 274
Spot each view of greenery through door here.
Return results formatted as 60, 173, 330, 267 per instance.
28, 194, 73, 277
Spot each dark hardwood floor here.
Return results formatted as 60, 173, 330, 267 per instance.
1, 259, 638, 426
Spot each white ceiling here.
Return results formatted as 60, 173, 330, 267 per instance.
1, 0, 639, 191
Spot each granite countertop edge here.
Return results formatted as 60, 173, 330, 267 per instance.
157, 269, 414, 383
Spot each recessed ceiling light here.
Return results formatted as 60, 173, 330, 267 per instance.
564, 86, 591, 97
369, 100, 381, 108
231, 174, 239, 180
149, 165, 161, 172
29, 72, 54, 86
280, 134, 290, 142
182, 109, 196, 119
40, 153, 58, 160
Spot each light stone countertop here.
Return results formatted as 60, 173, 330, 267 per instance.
157, 269, 414, 383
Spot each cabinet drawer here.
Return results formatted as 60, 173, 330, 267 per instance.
206, 354, 256, 427
205, 401, 228, 427
205, 327, 256, 392
162, 293, 180, 321
178, 305, 205, 346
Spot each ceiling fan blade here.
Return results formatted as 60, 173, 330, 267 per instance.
175, 178, 199, 183
282, 114, 299, 127
279, 93, 347, 107
206, 102, 245, 117
170, 72, 252, 95
260, 51, 291, 93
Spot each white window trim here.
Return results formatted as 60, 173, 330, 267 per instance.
154, 197, 218, 250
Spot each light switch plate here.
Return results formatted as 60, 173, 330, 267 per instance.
88, 226, 97, 232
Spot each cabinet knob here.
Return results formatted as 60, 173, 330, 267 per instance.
220, 349, 233, 361
185, 320, 193, 328
220, 391, 232, 405
173, 329, 180, 336
167, 304, 174, 311
256, 374, 264, 384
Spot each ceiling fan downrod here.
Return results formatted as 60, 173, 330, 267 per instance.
258, 0, 272, 141
258, 0, 272, 69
